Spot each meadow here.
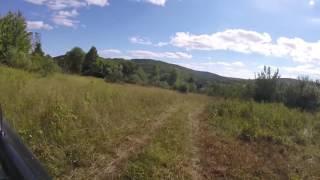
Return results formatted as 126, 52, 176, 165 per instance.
0, 66, 207, 179
202, 99, 320, 179
0, 66, 319, 179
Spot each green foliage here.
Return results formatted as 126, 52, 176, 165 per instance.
32, 43, 45, 57
31, 32, 45, 56
0, 11, 59, 75
0, 11, 31, 62
104, 63, 124, 82
254, 66, 280, 102
167, 69, 179, 86
284, 76, 320, 111
62, 47, 85, 74
6, 47, 31, 69
0, 66, 191, 178
30, 54, 60, 76
149, 65, 160, 83
82, 46, 98, 75
176, 82, 188, 93
207, 99, 320, 145
206, 82, 250, 99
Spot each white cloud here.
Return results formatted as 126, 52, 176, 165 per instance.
171, 29, 320, 64
309, 0, 316, 6
130, 36, 169, 47
101, 49, 122, 54
99, 49, 121, 56
86, 0, 109, 6
128, 50, 192, 59
52, 9, 80, 27
52, 16, 79, 27
99, 49, 130, 58
155, 42, 169, 47
25, 0, 108, 28
176, 61, 252, 78
27, 21, 53, 30
99, 49, 190, 60
308, 17, 320, 25
57, 9, 79, 17
24, 0, 109, 10
130, 36, 152, 45
145, 0, 167, 6
282, 64, 320, 78
25, 0, 46, 5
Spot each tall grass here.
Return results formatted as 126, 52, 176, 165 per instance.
206, 99, 320, 145
0, 66, 187, 178
203, 99, 320, 179
122, 98, 206, 179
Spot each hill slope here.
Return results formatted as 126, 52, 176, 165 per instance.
131, 59, 242, 84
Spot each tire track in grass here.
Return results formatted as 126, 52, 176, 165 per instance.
188, 105, 205, 180
93, 104, 182, 179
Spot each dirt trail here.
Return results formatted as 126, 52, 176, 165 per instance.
187, 105, 205, 180
92, 104, 181, 179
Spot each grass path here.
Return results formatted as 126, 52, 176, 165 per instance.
120, 97, 209, 180
96, 104, 181, 179
187, 105, 205, 180
63, 104, 183, 179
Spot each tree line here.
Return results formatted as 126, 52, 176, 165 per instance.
0, 11, 60, 76
1, 11, 320, 111
55, 46, 194, 93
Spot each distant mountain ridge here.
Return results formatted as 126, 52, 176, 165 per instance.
131, 59, 244, 84
54, 55, 297, 85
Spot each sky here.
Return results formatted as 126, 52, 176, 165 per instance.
1, 0, 320, 79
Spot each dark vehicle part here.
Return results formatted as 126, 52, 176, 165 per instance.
0, 105, 51, 180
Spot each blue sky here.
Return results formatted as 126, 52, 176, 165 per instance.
1, 0, 320, 79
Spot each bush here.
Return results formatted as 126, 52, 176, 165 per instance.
176, 83, 188, 93
30, 55, 60, 76
284, 78, 320, 111
7, 47, 31, 69
254, 66, 280, 102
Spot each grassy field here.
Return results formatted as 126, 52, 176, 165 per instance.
202, 99, 320, 179
0, 66, 208, 179
0, 66, 319, 179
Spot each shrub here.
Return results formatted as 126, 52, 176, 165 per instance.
7, 47, 31, 69
176, 83, 188, 93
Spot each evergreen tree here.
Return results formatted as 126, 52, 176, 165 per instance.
254, 66, 280, 102
32, 32, 45, 56
150, 65, 160, 83
64, 47, 85, 74
82, 46, 98, 74
168, 69, 179, 86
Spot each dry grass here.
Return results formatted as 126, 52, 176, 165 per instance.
0, 66, 201, 178
200, 98, 320, 179
121, 96, 208, 180
2, 66, 317, 179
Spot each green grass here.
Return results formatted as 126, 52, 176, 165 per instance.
204, 98, 320, 178
122, 98, 205, 180
2, 65, 319, 179
0, 66, 198, 178
206, 99, 320, 145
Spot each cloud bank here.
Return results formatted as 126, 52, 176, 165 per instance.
171, 29, 320, 64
